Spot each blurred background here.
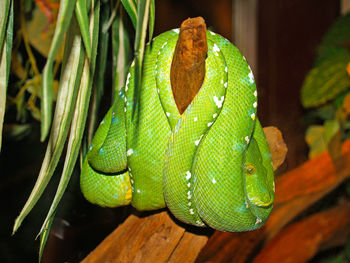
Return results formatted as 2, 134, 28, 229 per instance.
1, 0, 350, 262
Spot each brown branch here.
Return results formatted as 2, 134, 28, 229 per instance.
253, 201, 350, 263
170, 17, 207, 114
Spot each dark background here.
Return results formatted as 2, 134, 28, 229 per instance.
0, 0, 342, 262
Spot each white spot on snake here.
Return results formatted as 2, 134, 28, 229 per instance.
207, 122, 213, 127
155, 64, 157, 70
124, 97, 127, 103
221, 79, 224, 84
188, 202, 192, 206
99, 148, 104, 155
131, 61, 135, 67
157, 88, 160, 94
255, 218, 262, 225
89, 144, 94, 151
254, 90, 257, 97
187, 191, 191, 196
101, 119, 105, 124
248, 71, 254, 84
224, 82, 228, 88
124, 107, 126, 112
129, 173, 133, 178
194, 117, 198, 122
195, 135, 203, 146
245, 136, 250, 144
213, 96, 225, 108
251, 113, 256, 120
186, 171, 192, 180
161, 42, 167, 49
187, 183, 191, 188
196, 220, 204, 226
213, 44, 220, 53
213, 44, 220, 56
189, 209, 194, 215
210, 31, 216, 35
158, 51, 161, 55
130, 179, 134, 184
187, 194, 192, 199
172, 28, 180, 33
213, 113, 217, 118
166, 112, 171, 117
273, 181, 275, 192
253, 101, 257, 108
137, 189, 141, 193
243, 56, 247, 61
127, 149, 134, 156
212, 178, 217, 184
126, 72, 131, 84
225, 66, 228, 72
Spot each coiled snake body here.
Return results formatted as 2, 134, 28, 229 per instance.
81, 29, 274, 232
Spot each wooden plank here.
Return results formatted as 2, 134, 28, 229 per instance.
168, 231, 209, 263
82, 211, 185, 263
253, 201, 350, 263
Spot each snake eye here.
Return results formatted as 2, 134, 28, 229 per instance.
245, 164, 256, 175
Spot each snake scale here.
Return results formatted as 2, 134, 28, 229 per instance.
80, 28, 275, 232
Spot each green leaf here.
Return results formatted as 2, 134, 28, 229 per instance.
345, 235, 350, 259
301, 54, 350, 108
3, 124, 32, 141
112, 8, 131, 97
41, 0, 77, 141
13, 19, 85, 235
305, 120, 340, 159
319, 253, 345, 263
75, 0, 92, 59
38, 212, 55, 263
87, 1, 110, 142
39, 2, 100, 239
0, 0, 13, 152
315, 47, 350, 66
317, 13, 350, 62
0, 0, 10, 49
148, 0, 155, 42
121, 0, 137, 28
133, 0, 151, 117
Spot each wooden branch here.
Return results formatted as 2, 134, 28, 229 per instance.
197, 139, 350, 263
253, 201, 350, 263
170, 17, 207, 114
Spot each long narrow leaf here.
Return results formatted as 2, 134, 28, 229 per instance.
132, 0, 151, 117
13, 20, 85, 234
38, 212, 55, 262
121, 0, 137, 28
148, 0, 155, 42
41, 0, 77, 141
0, 0, 10, 48
75, 0, 92, 59
88, 1, 110, 142
39, 2, 100, 240
0, 0, 13, 152
112, 8, 131, 97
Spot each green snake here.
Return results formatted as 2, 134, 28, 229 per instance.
80, 29, 275, 232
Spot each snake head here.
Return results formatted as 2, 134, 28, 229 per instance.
244, 138, 274, 208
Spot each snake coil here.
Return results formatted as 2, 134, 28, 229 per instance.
80, 29, 275, 232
